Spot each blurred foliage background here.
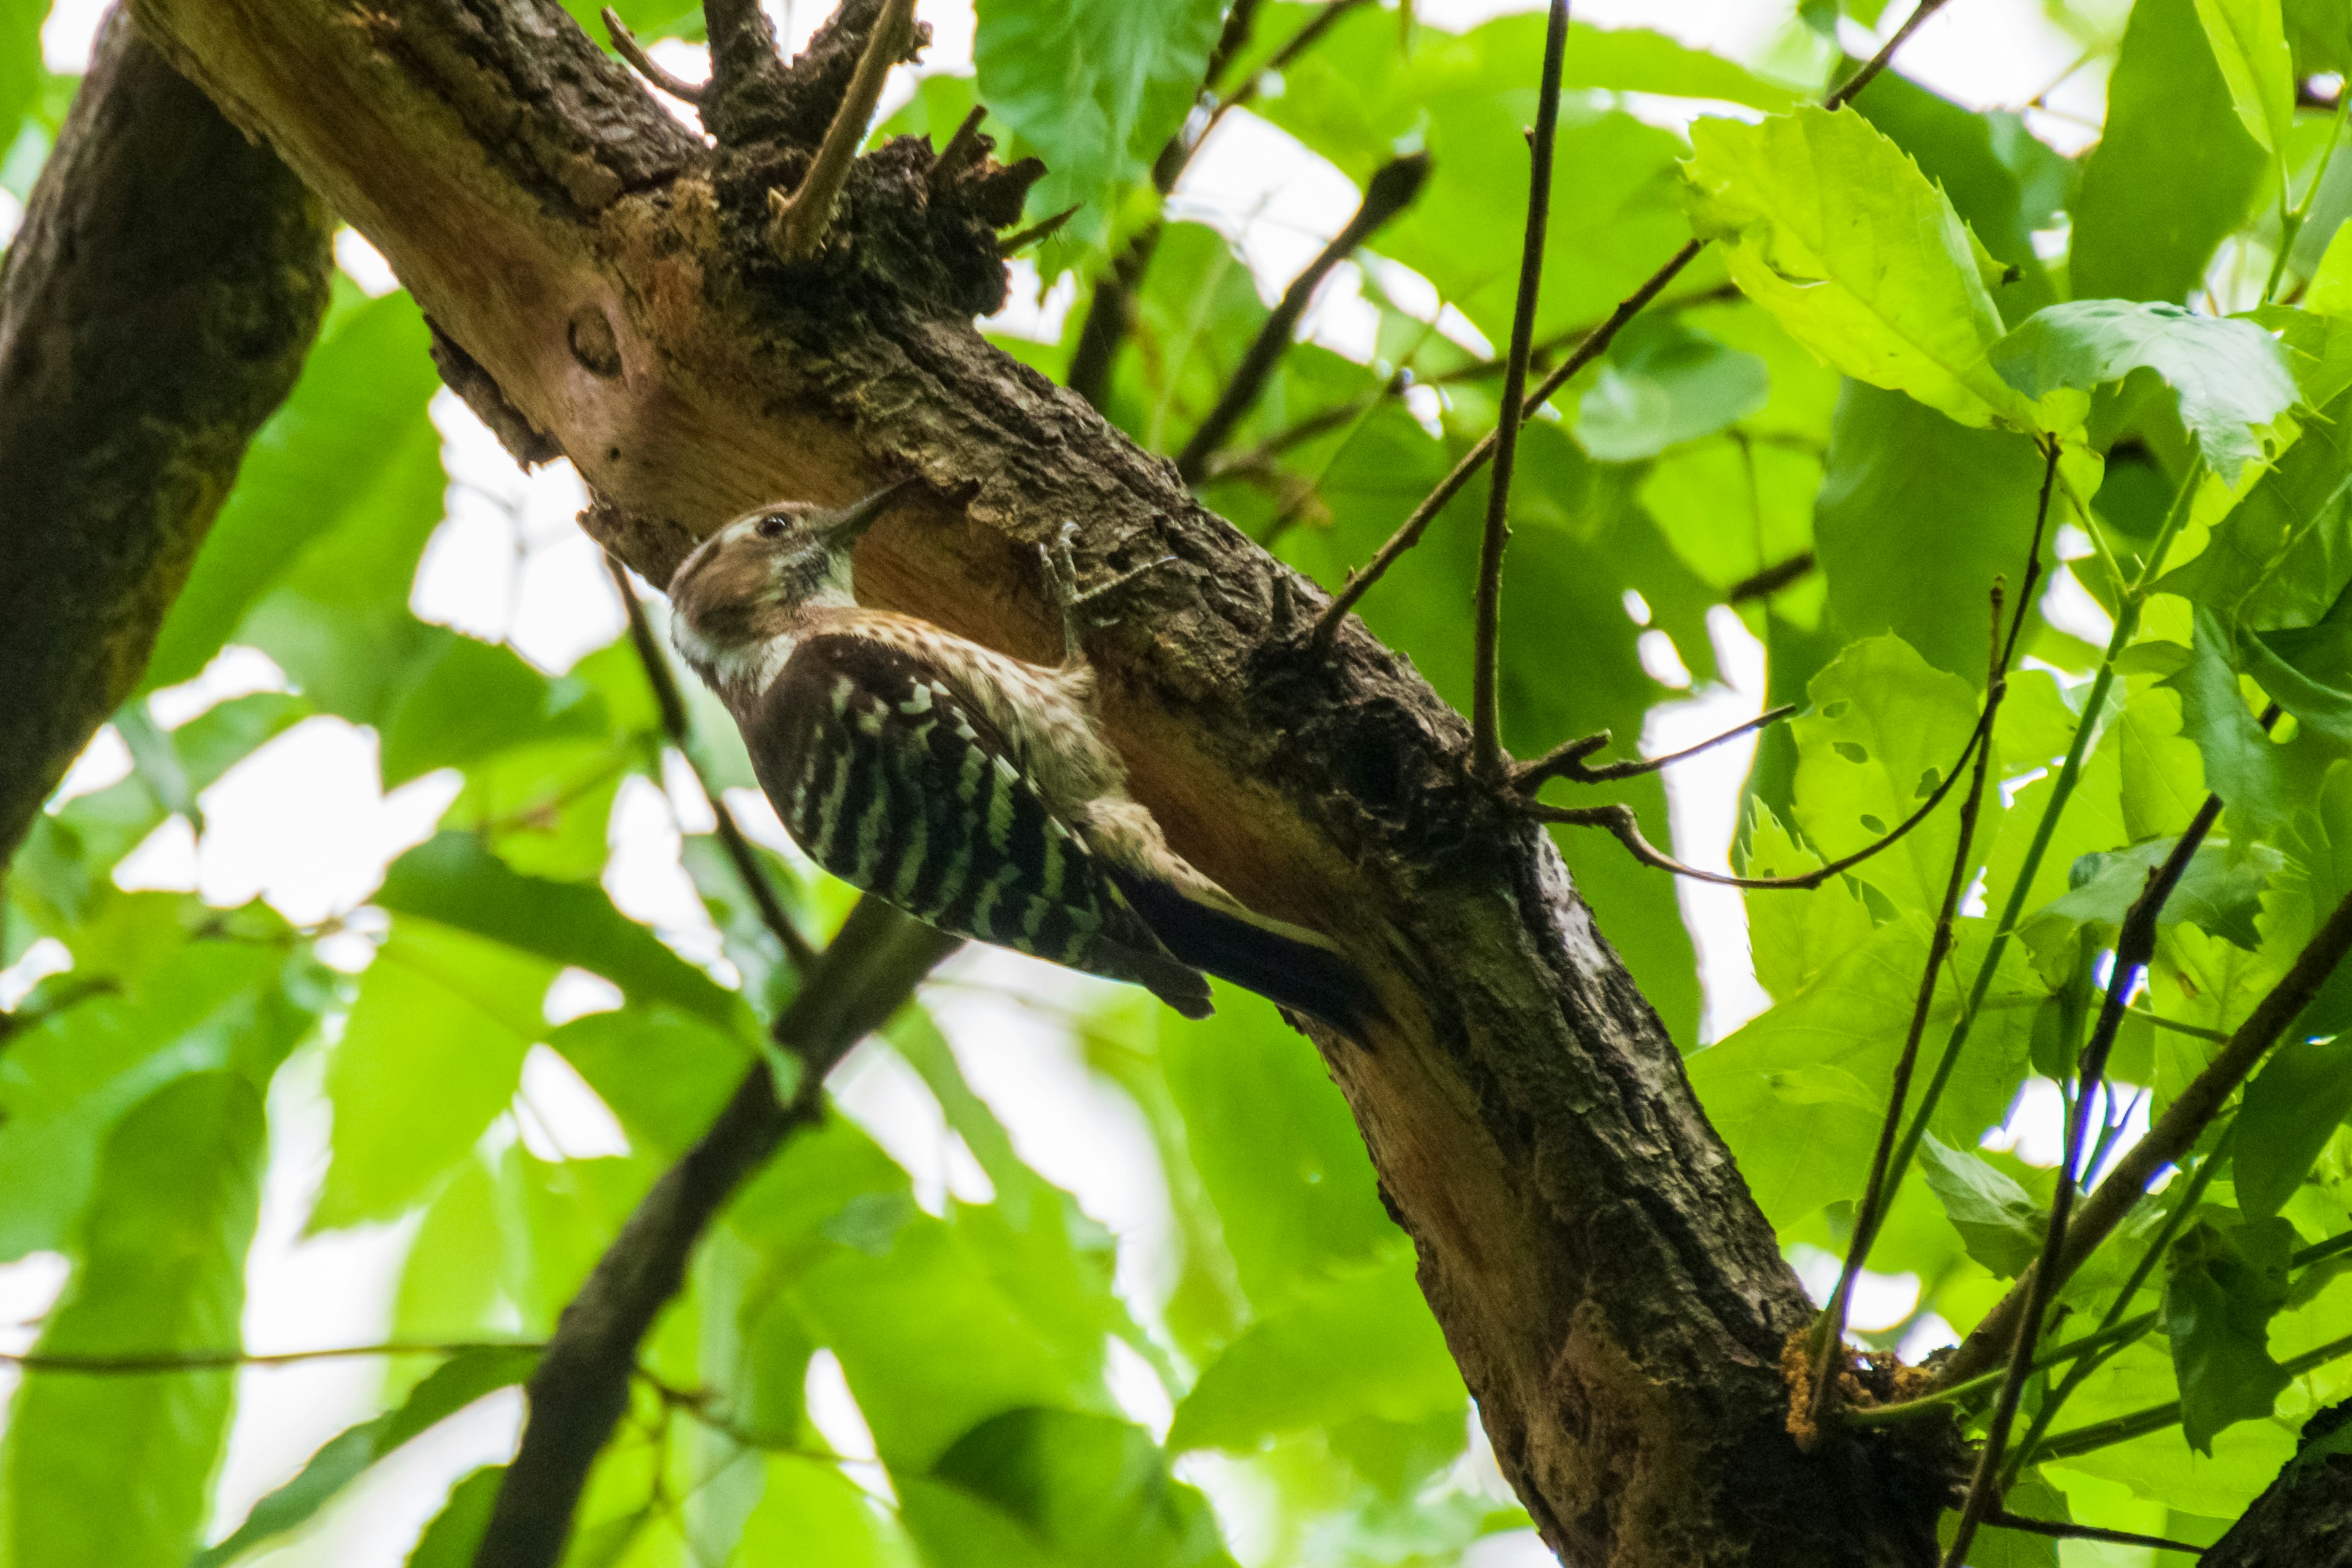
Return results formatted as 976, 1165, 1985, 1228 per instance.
8, 0, 2352, 1563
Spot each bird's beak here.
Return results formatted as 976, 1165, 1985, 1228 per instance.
820, 477, 916, 550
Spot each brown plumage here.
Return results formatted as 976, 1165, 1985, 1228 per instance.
665, 483, 1370, 1030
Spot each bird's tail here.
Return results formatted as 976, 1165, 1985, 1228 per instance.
1106, 868, 1374, 1035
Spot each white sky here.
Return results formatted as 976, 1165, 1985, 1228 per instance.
1, 2, 2120, 1562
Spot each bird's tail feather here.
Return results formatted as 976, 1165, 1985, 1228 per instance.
1107, 869, 1373, 1033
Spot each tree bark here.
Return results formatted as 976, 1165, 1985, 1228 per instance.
119, 0, 1948, 1559
2204, 1399, 2352, 1566
0, 7, 333, 862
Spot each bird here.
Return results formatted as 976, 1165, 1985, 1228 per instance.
664, 479, 1370, 1032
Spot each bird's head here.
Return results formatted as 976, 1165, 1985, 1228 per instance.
666, 480, 910, 686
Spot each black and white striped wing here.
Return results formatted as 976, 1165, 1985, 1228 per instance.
747, 632, 1213, 1017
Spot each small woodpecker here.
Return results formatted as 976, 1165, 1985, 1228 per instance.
666, 481, 1370, 1030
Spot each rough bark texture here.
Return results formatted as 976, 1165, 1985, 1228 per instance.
2205, 1399, 2352, 1566
0, 8, 333, 862
122, 0, 1948, 1559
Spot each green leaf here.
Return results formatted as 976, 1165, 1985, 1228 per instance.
908, 1409, 1237, 1568
1574, 314, 1768, 461
2237, 1037, 2352, 1218
1814, 383, 2055, 686
192, 1347, 537, 1567
1167, 1248, 1461, 1453
2242, 577, 2352, 744
2171, 608, 2295, 840
404, 1466, 503, 1567
1742, 799, 1874, 1001
376, 833, 750, 1033
972, 0, 1227, 259
1790, 634, 1986, 914
1991, 302, 2296, 484
144, 294, 442, 692
2166, 1215, 2296, 1451
0, 0, 39, 153
2019, 836, 2283, 963
1, 1073, 265, 1568
2193, 0, 2297, 153
2158, 386, 2352, 624
167, 693, 311, 796
1681, 105, 2027, 429
313, 918, 558, 1229
737, 1458, 914, 1567
1917, 1135, 2045, 1278
549, 1005, 753, 1158
1947, 1472, 2064, 1568
2072, 0, 2268, 304
375, 633, 609, 786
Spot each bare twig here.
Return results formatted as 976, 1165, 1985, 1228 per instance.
927, 104, 989, 192
1822, 0, 1955, 110
767, 0, 917, 262
472, 898, 958, 1568
1307, 3, 1954, 652
601, 7, 706, 103
1173, 153, 1430, 481
1727, 551, 1818, 605
1468, 0, 1569, 778
1942, 805, 2218, 1567
1808, 588, 2008, 1438
1514, 705, 1796, 791
997, 203, 1082, 255
1945, 880, 2352, 1387
1983, 1513, 2207, 1555
607, 556, 818, 973
1, 1340, 542, 1374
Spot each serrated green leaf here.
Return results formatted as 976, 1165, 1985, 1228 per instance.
1790, 634, 1986, 914
1742, 798, 1874, 1001
1917, 1136, 2046, 1278
2171, 607, 2296, 842
2242, 576, 2352, 744
2166, 1216, 2296, 1451
313, 918, 557, 1229
2072, 0, 2267, 304
1682, 106, 2028, 429
2193, 0, 2297, 153
2020, 837, 2283, 966
973, 0, 1227, 261
1, 1073, 264, 1568
1991, 302, 2296, 484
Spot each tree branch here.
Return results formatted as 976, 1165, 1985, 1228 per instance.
474, 896, 957, 1568
1306, 5, 1954, 650
1468, 0, 1568, 780
601, 6, 706, 103
1945, 881, 2352, 1384
1171, 152, 1429, 481
0, 9, 332, 863
766, 0, 918, 260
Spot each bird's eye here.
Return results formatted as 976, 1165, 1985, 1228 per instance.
755, 514, 788, 540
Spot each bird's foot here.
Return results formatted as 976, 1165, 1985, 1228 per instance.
1039, 522, 1175, 655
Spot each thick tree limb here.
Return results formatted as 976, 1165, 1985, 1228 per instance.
2203, 1398, 2352, 1567
127, 1, 1947, 1559
476, 896, 956, 1568
0, 8, 332, 864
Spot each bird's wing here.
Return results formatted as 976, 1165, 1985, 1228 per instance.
748, 630, 1214, 1018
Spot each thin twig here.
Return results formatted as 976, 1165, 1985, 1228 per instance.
1727, 551, 1818, 605
767, 0, 916, 262
1807, 587, 2008, 1436
1469, 0, 1569, 778
1944, 880, 2352, 1387
1173, 153, 1430, 481
998, 203, 1081, 255
1822, 0, 1955, 109
2034, 1330, 2352, 1463
1, 1340, 543, 1374
608, 557, 817, 973
1513, 705, 1796, 791
1306, 2, 1950, 652
1943, 805, 2219, 1567
926, 104, 989, 192
473, 899, 958, 1568
1983, 1513, 2207, 1555
601, 7, 707, 103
